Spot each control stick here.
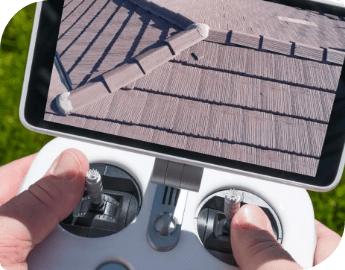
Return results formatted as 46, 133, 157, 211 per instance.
85, 169, 104, 206
224, 189, 242, 227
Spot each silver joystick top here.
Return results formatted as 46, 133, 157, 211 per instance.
224, 189, 242, 226
86, 169, 103, 205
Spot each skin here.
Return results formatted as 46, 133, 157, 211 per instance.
231, 205, 342, 270
0, 149, 89, 270
0, 149, 341, 269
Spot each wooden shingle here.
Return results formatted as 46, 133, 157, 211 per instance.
327, 49, 345, 65
151, 130, 188, 149
295, 43, 324, 62
262, 37, 292, 55
207, 29, 228, 44
172, 99, 210, 136
136, 45, 173, 74
103, 63, 144, 91
140, 94, 180, 129
69, 81, 110, 112
230, 31, 261, 49
164, 64, 202, 97
166, 27, 205, 54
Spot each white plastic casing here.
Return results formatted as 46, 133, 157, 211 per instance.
19, 138, 316, 270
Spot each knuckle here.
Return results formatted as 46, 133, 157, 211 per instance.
28, 183, 56, 211
247, 232, 283, 257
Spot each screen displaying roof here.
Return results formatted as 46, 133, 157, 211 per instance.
44, 0, 345, 177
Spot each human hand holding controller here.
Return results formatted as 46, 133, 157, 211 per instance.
0, 148, 341, 270
0, 149, 89, 270
230, 205, 341, 269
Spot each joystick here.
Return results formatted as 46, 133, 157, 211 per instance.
86, 169, 104, 206
224, 189, 242, 227
59, 164, 141, 238
196, 189, 282, 266
18, 138, 316, 269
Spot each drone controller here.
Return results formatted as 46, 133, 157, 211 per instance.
18, 138, 316, 269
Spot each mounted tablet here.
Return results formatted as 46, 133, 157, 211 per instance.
20, 0, 345, 191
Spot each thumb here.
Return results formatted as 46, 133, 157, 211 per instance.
0, 149, 89, 270
231, 204, 303, 270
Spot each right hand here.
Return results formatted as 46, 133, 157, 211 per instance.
230, 204, 341, 269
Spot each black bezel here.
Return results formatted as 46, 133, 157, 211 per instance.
23, 0, 345, 188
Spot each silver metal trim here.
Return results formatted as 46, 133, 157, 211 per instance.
150, 158, 204, 192
147, 184, 188, 252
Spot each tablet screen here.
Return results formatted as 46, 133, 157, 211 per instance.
27, 0, 345, 185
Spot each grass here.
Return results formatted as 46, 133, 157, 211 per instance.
0, 3, 53, 166
0, 3, 344, 236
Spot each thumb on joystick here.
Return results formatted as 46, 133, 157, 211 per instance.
0, 149, 89, 269
230, 204, 303, 270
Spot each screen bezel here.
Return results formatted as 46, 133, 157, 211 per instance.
20, 0, 345, 191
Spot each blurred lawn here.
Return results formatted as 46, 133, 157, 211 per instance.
0, 3, 53, 165
0, 3, 344, 236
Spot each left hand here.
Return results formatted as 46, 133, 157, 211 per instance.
0, 149, 89, 270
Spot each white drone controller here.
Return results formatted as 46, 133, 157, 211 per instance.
18, 138, 316, 270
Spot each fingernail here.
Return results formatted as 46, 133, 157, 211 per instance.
232, 204, 270, 231
48, 150, 82, 179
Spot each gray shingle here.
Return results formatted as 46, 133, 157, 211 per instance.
295, 43, 324, 62
105, 90, 148, 124
185, 137, 223, 157
327, 49, 345, 65
118, 125, 154, 142
164, 64, 202, 97
140, 93, 179, 129
207, 29, 228, 44
230, 31, 261, 49
207, 106, 244, 142
259, 81, 292, 116
69, 81, 110, 112
103, 63, 144, 91
166, 27, 204, 54
262, 37, 292, 55
151, 129, 188, 149
136, 45, 173, 74
172, 99, 210, 136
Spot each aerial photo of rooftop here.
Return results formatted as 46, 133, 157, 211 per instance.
45, 0, 345, 176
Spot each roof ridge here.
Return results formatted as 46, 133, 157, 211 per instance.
206, 29, 345, 65
56, 23, 209, 115
126, 0, 345, 66
129, 0, 195, 29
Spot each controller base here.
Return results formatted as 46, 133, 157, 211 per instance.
19, 138, 316, 270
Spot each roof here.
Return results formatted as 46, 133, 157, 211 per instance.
148, 0, 345, 49
45, 0, 345, 176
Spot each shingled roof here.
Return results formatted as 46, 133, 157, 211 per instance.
45, 0, 345, 176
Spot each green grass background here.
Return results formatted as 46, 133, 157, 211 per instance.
0, 3, 344, 236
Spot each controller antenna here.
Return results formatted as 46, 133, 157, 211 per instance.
224, 189, 242, 227
86, 169, 104, 206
